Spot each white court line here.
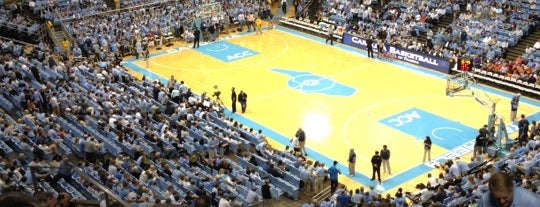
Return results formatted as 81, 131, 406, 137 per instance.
205, 43, 228, 52
431, 127, 463, 140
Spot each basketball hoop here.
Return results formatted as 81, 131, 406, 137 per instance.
446, 71, 476, 97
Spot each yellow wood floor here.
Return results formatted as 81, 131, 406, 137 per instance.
124, 27, 539, 195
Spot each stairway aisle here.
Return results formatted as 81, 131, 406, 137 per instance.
417, 4, 466, 46
105, 0, 117, 10
505, 27, 540, 61
271, 0, 297, 20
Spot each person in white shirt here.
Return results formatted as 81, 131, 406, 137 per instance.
291, 136, 300, 153
256, 141, 267, 157
427, 173, 438, 188
350, 188, 362, 205
218, 194, 231, 207
246, 186, 259, 205
533, 39, 540, 50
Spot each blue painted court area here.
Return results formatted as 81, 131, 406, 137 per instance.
380, 108, 477, 150
122, 62, 168, 84
271, 68, 356, 96
197, 41, 258, 63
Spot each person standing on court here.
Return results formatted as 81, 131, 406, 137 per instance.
366, 36, 374, 58
348, 148, 356, 176
296, 128, 307, 156
474, 132, 486, 159
510, 93, 520, 121
231, 87, 237, 113
325, 25, 335, 45
328, 160, 341, 194
238, 90, 248, 113
291, 135, 300, 154
474, 125, 488, 159
371, 151, 382, 182
281, 0, 287, 14
518, 114, 529, 144
423, 136, 432, 163
143, 48, 150, 68
380, 145, 391, 175
193, 27, 200, 48
267, 15, 274, 30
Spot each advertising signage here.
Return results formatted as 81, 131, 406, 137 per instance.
342, 33, 451, 74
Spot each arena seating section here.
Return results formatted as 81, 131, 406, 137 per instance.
281, 0, 540, 97
0, 4, 42, 44
1, 0, 540, 206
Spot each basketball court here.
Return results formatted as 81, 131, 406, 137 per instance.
122, 26, 540, 194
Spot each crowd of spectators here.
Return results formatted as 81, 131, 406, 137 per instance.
436, 1, 532, 61
2, 0, 540, 207
302, 0, 540, 89
28, 0, 109, 22
298, 132, 540, 206
0, 34, 318, 206
58, 0, 272, 61
317, 0, 538, 61
0, 45, 537, 207
0, 2, 42, 44
317, 0, 449, 56
289, 0, 540, 205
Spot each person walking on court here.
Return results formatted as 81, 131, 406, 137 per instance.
510, 93, 520, 121
193, 27, 200, 48
348, 148, 356, 176
380, 145, 391, 175
325, 25, 335, 45
423, 136, 432, 162
143, 48, 150, 68
366, 36, 374, 58
328, 160, 341, 194
255, 17, 263, 35
238, 90, 248, 113
371, 151, 382, 182
267, 15, 274, 30
231, 87, 237, 113
296, 128, 307, 156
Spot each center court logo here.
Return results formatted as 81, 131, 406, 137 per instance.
270, 68, 356, 96
227, 50, 255, 61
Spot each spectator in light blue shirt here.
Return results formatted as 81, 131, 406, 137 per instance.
486, 50, 496, 61
328, 160, 341, 194
478, 172, 540, 207
319, 197, 334, 207
301, 201, 315, 207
